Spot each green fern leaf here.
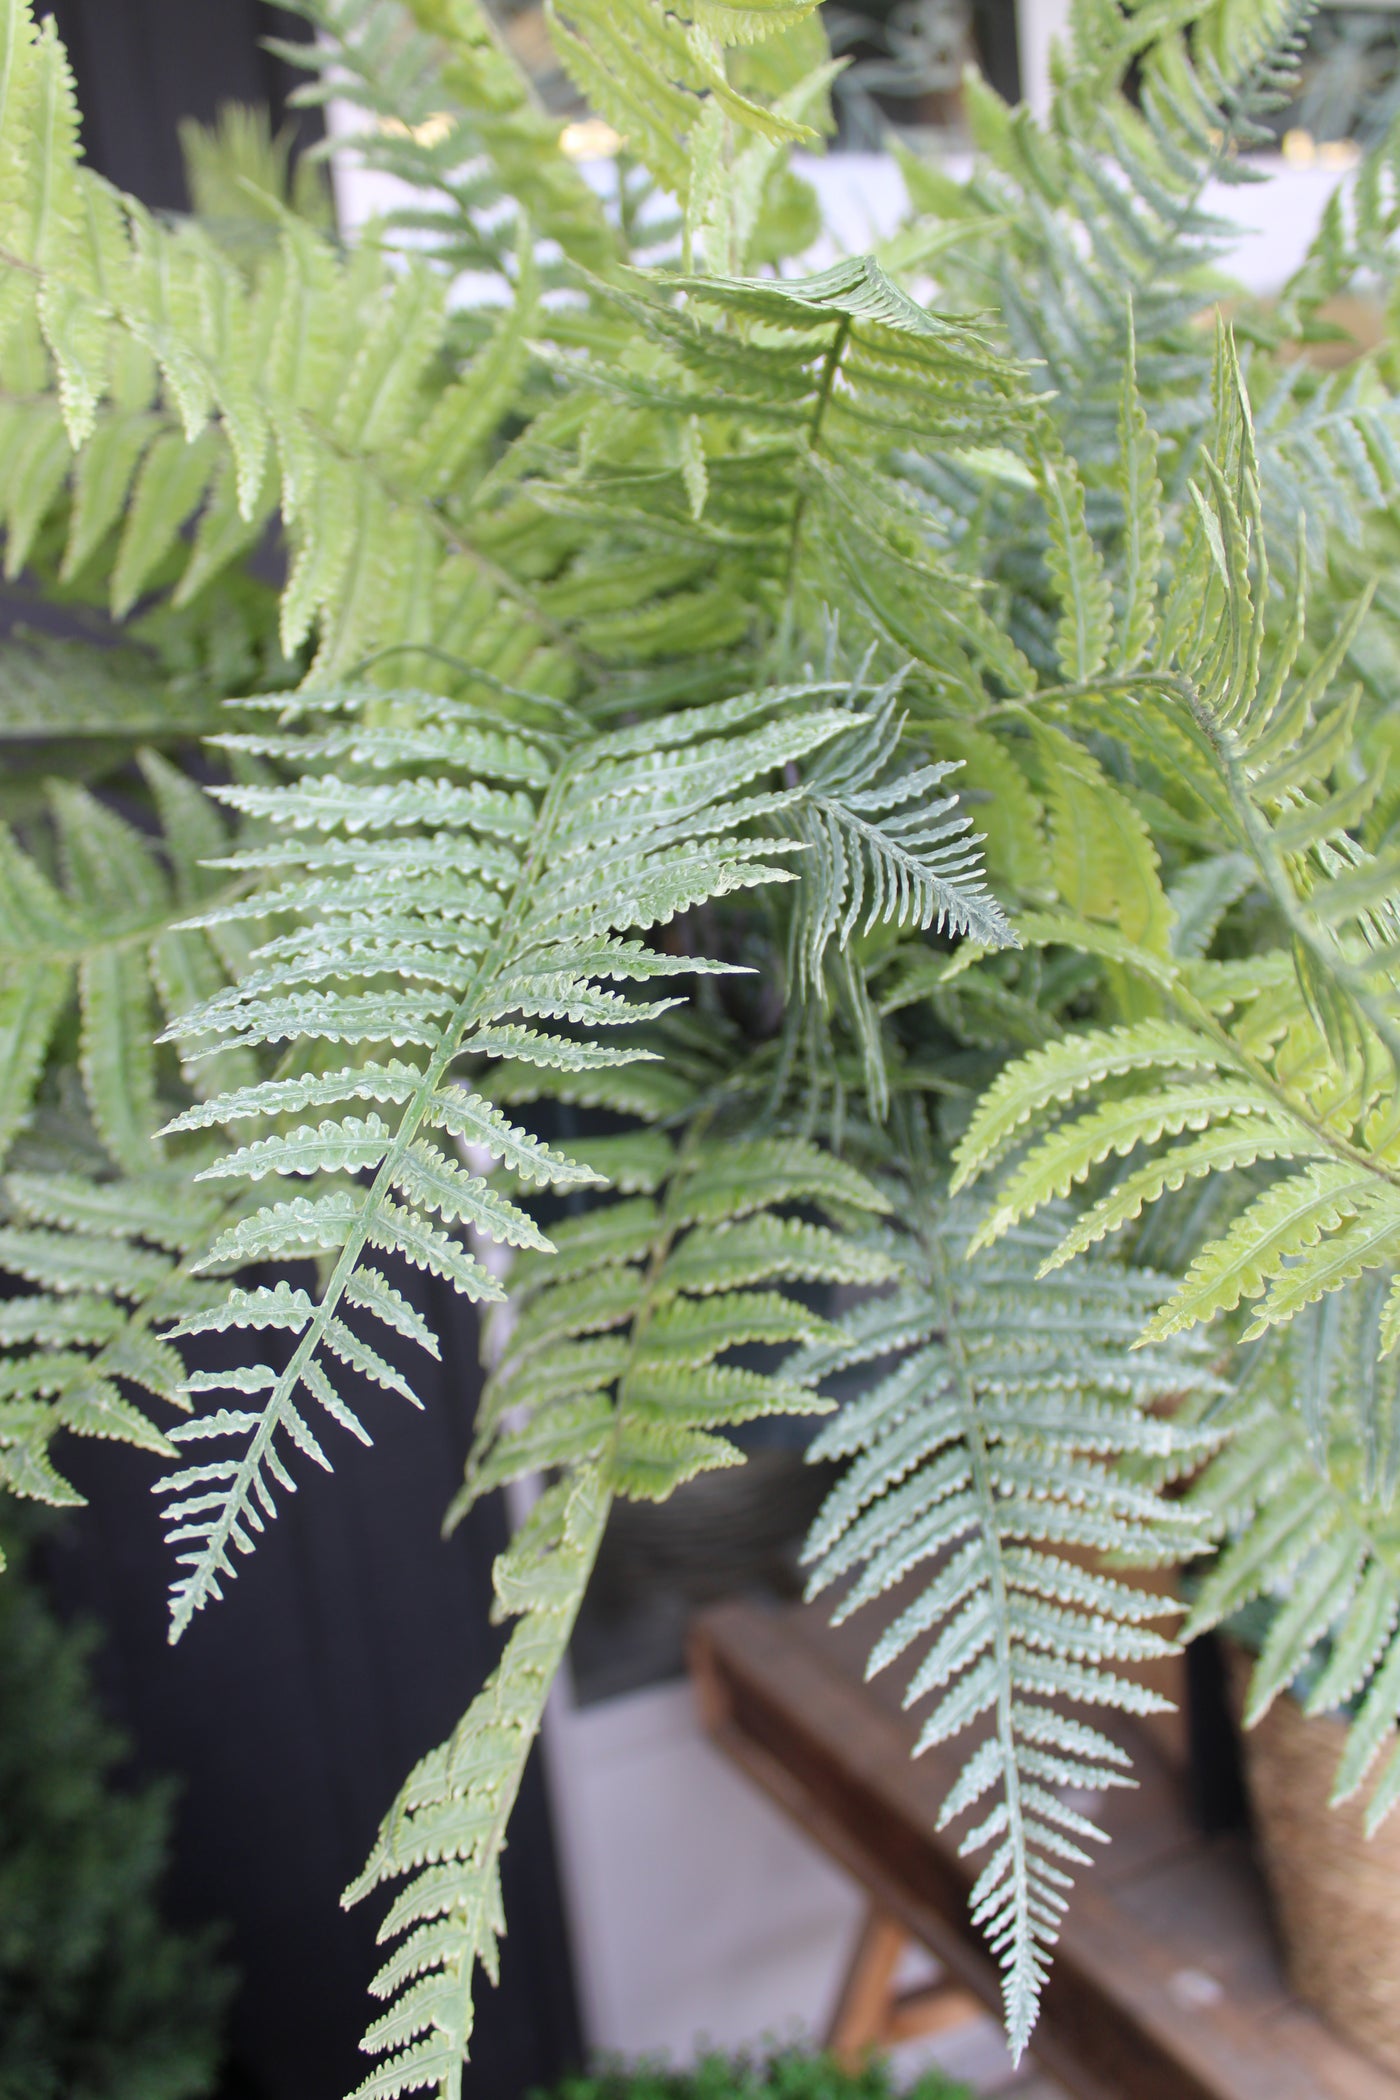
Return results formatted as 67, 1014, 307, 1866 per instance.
153, 678, 865, 1636
353, 1091, 888, 2097
802, 1190, 1216, 2055
951, 1020, 1225, 1190
1142, 1163, 1376, 1342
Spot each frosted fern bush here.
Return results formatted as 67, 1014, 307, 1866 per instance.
4, 0, 1400, 2083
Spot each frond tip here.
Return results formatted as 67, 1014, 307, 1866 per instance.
784, 670, 1016, 995
346, 1111, 894, 2099
800, 1193, 1220, 2055
343, 1470, 607, 2100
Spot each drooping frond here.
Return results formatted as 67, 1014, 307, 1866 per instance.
800, 1190, 1218, 2056
344, 1120, 895, 2099
153, 677, 873, 1639
343, 1470, 607, 2100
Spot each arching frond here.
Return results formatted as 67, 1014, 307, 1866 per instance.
953, 333, 1400, 1354
344, 1122, 893, 2099
153, 677, 877, 1638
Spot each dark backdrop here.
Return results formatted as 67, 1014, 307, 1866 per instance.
30, 6, 584, 2096
44, 1, 321, 210
41, 1268, 582, 2100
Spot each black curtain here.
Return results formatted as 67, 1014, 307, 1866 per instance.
44, 2, 321, 210
26, 7, 585, 2096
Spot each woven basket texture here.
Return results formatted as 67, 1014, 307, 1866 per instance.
1228, 1643, 1400, 2075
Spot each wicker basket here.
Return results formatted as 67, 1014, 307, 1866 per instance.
1226, 1643, 1400, 2074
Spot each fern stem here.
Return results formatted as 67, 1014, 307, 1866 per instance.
782, 314, 852, 624
926, 1213, 1032, 2057
342, 642, 581, 725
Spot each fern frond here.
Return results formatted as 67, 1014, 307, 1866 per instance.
0, 753, 250, 1170
954, 322, 1400, 1354
951, 1019, 1226, 1189
282, 0, 617, 277
782, 672, 1014, 1001
153, 677, 866, 1638
1034, 726, 1174, 955
1033, 440, 1112, 685
801, 1190, 1218, 2056
348, 1110, 891, 2099
0, 1162, 239, 1509
543, 0, 822, 220
1184, 1298, 1400, 1833
0, 33, 551, 676
342, 1470, 606, 2100
501, 254, 1031, 697
1112, 309, 1164, 673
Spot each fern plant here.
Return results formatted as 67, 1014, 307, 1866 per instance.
4, 0, 1400, 2084
800, 1180, 1218, 2056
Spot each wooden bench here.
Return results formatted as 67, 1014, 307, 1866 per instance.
688, 1598, 1400, 2100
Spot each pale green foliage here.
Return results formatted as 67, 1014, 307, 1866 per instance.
494, 250, 1033, 691
0, 753, 250, 1172
343, 1470, 606, 2100
0, 7, 549, 673
0, 632, 222, 749
1183, 1300, 1400, 1832
6, 0, 1400, 2083
154, 675, 868, 1637
345, 1127, 892, 2097
0, 1167, 223, 1516
914, 50, 1400, 1931
179, 101, 334, 261
273, 0, 620, 278
783, 671, 1012, 986
800, 1190, 1217, 2053
953, 345, 1400, 1355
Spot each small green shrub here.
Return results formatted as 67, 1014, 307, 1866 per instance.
533, 2047, 972, 2100
0, 1528, 232, 2100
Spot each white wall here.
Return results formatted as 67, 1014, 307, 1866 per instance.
330, 115, 1353, 301
1016, 0, 1074, 119
537, 1671, 1043, 2092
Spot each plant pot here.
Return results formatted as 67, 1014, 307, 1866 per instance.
569, 1449, 839, 1705
1225, 1642, 1400, 2075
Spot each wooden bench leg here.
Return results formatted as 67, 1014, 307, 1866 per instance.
825, 1904, 982, 2070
